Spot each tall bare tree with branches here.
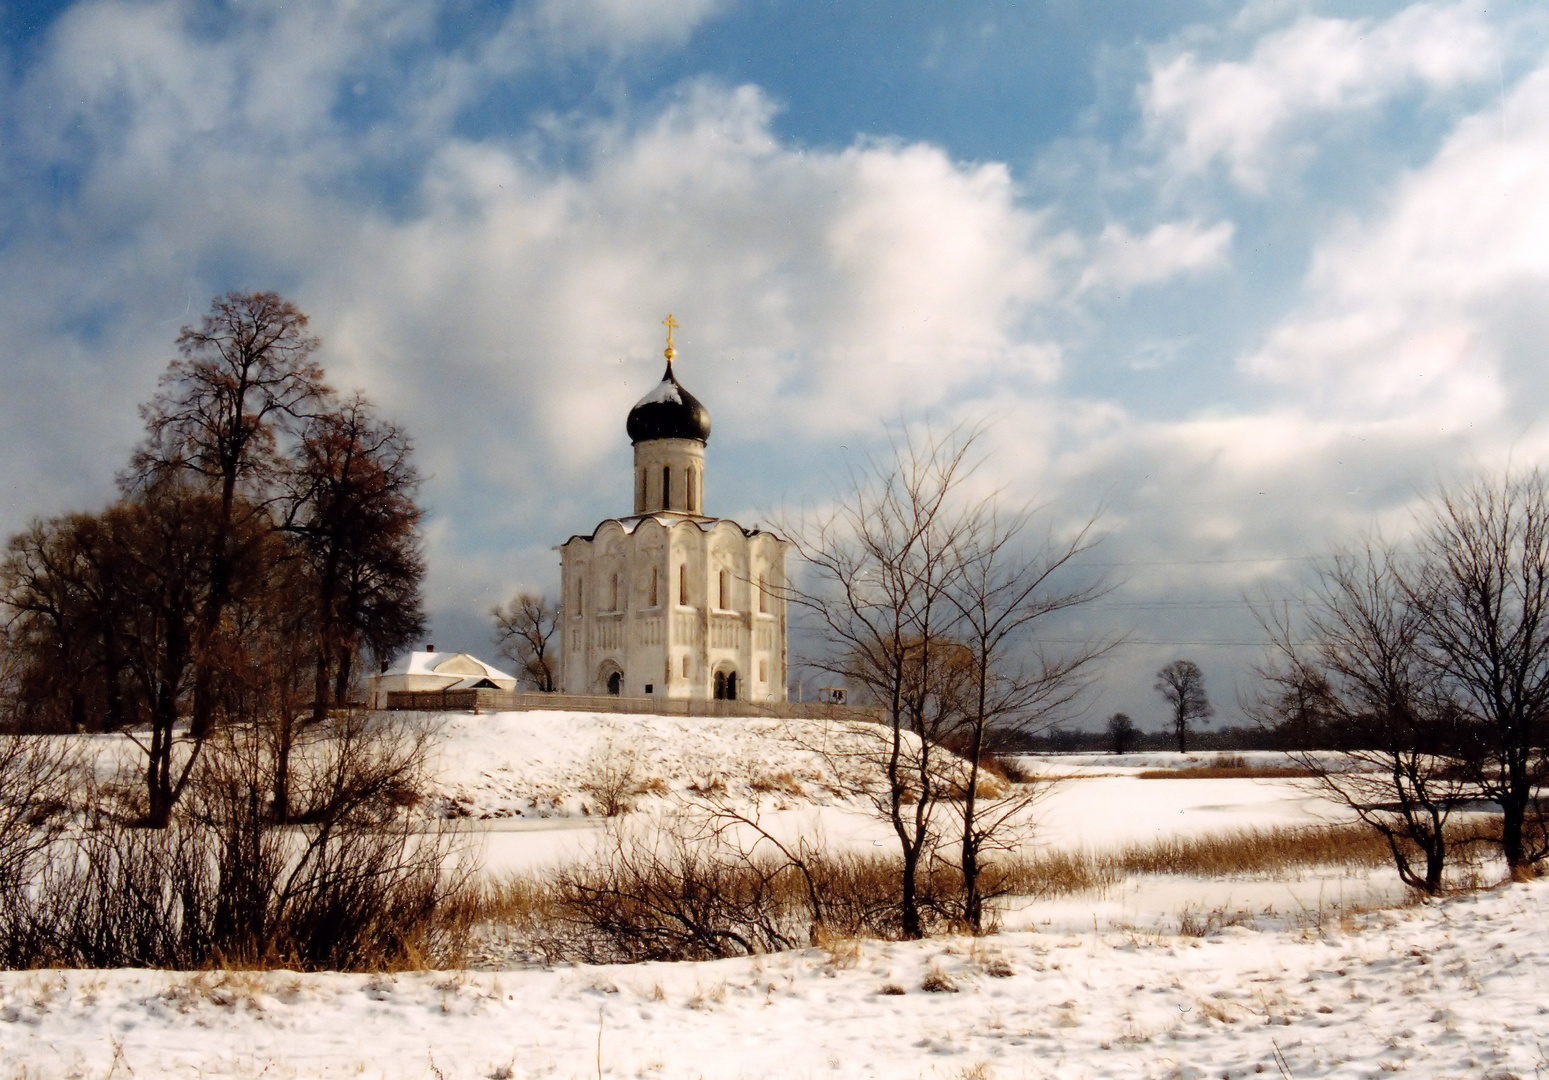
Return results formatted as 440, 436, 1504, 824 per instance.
1409, 473, 1549, 875
281, 392, 426, 727
780, 428, 1109, 935
492, 593, 560, 692
1255, 542, 1475, 894
1155, 659, 1212, 753
944, 506, 1112, 930
779, 429, 979, 938
129, 292, 330, 743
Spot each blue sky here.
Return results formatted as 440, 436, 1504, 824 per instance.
3, 0, 1547, 729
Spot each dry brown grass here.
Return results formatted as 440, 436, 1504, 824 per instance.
987, 820, 1495, 902
456, 819, 1499, 961
749, 770, 805, 796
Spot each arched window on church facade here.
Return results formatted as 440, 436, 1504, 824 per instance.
718, 569, 729, 610
610, 572, 619, 611
663, 466, 672, 511
678, 564, 687, 606
576, 577, 584, 616
687, 466, 697, 513
757, 573, 766, 614
649, 567, 659, 607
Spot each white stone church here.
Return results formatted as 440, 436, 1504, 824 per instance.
556, 320, 789, 703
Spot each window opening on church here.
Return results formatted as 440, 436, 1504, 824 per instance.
649, 567, 658, 607
718, 569, 729, 609
607, 671, 621, 696
713, 671, 725, 699
688, 465, 697, 513
758, 574, 766, 613
759, 660, 767, 683
678, 564, 687, 605
727, 671, 738, 701
681, 655, 689, 678
663, 465, 671, 511
576, 578, 584, 615
610, 572, 619, 611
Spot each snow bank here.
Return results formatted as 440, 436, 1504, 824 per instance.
3, 880, 1544, 1078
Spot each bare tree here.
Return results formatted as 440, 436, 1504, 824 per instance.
778, 428, 980, 939
281, 392, 426, 725
943, 505, 1111, 931
129, 292, 330, 741
492, 592, 559, 692
1, 512, 131, 733
1155, 660, 1212, 753
1409, 472, 1549, 875
1255, 543, 1474, 894
1106, 713, 1137, 755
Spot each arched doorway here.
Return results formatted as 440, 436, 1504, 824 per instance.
713, 669, 739, 701
606, 670, 623, 696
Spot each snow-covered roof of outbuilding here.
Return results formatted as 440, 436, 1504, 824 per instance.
377, 651, 515, 683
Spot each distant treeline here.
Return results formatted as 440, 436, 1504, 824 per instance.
1005, 723, 1314, 755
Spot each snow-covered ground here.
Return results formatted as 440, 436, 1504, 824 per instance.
6, 711, 1535, 1078
3, 880, 1545, 1078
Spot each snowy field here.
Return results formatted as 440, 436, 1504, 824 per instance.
3, 882, 1546, 1079
3, 710, 1541, 1079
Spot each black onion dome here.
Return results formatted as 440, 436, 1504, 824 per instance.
626, 361, 712, 444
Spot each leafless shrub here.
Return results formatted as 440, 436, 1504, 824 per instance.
581, 732, 644, 817
543, 816, 805, 963
499, 811, 965, 964
0, 711, 469, 970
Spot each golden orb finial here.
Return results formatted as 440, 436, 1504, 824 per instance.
662, 313, 679, 362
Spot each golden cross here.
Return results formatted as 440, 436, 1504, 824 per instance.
662, 313, 679, 361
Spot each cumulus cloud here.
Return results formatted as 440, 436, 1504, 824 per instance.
1144, 3, 1497, 188
0, 2, 1073, 627
1244, 55, 1549, 448
1076, 220, 1234, 295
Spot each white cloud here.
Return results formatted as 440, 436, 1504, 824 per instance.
1144, 3, 1497, 188
1076, 219, 1234, 295
1244, 55, 1549, 444
535, 0, 727, 54
0, 2, 1073, 624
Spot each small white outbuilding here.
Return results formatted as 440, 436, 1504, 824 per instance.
367, 650, 517, 708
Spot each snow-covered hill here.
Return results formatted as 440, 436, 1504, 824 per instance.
425, 710, 910, 819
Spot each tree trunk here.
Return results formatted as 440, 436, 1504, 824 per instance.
311, 638, 332, 726
272, 707, 294, 823
333, 645, 353, 707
